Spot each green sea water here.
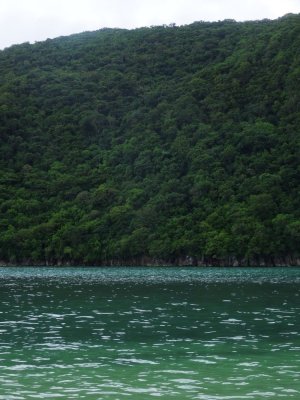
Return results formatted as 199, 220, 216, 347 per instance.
0, 267, 299, 399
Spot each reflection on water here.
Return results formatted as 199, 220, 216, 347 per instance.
0, 267, 299, 399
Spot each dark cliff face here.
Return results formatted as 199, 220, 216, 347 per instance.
0, 15, 300, 265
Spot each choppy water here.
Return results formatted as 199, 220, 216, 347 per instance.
0, 267, 299, 399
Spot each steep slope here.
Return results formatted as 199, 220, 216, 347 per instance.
0, 15, 299, 265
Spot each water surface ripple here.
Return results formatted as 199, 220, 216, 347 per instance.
0, 267, 299, 399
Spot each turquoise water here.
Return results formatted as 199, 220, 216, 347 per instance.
0, 267, 299, 399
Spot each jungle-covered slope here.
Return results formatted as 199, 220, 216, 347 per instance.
0, 15, 300, 265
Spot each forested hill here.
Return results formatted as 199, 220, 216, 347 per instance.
0, 15, 300, 266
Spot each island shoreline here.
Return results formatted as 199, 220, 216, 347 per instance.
1, 256, 300, 268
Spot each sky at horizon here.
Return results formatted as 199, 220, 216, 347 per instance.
0, 0, 299, 49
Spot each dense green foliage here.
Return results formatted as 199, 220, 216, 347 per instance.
0, 15, 300, 265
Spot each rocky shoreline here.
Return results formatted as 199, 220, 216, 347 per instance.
1, 256, 300, 267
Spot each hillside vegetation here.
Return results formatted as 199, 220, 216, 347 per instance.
0, 15, 300, 265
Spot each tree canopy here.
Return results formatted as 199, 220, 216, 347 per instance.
0, 15, 300, 266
